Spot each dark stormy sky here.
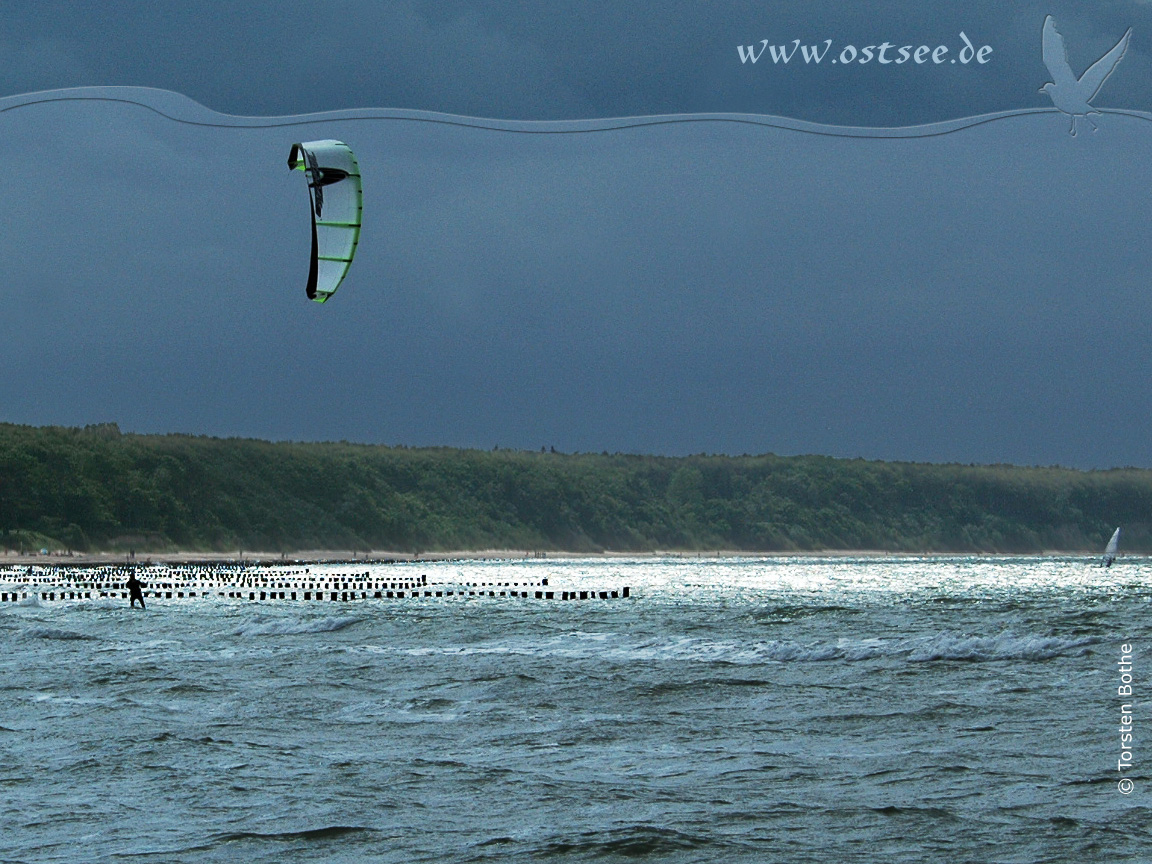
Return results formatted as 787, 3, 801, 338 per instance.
3, 1, 1152, 467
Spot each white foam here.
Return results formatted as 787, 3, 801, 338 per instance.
384, 629, 1099, 665
229, 616, 360, 637
905, 631, 1098, 662
86, 598, 122, 610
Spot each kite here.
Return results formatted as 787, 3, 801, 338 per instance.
287, 140, 362, 302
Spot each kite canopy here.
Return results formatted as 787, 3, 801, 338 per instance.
287, 140, 362, 303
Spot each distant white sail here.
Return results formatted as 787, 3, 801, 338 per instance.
1103, 527, 1120, 566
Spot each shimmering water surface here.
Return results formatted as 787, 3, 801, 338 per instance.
2, 556, 1149, 862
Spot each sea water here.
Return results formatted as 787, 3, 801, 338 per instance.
1, 556, 1148, 862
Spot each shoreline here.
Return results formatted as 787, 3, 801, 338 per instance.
0, 548, 1113, 567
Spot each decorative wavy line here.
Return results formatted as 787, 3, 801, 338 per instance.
3, 85, 1149, 139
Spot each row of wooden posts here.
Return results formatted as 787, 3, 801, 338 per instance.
2, 587, 630, 602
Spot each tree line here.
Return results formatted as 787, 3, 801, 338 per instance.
0, 422, 1147, 554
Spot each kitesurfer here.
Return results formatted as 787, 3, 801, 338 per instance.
127, 572, 145, 609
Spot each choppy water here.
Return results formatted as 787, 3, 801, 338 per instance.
2, 556, 1149, 862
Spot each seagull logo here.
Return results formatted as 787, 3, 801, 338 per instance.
1040, 15, 1131, 135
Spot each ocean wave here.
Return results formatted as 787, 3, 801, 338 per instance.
393, 629, 1097, 666
211, 825, 377, 843
906, 631, 1099, 662
228, 616, 360, 637
527, 824, 732, 858
23, 626, 94, 641
869, 804, 960, 820
85, 598, 123, 610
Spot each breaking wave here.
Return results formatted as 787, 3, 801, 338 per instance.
228, 616, 360, 637
905, 631, 1099, 662
397, 630, 1098, 665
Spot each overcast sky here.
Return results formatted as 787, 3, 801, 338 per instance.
3, 2, 1152, 468
5, 1, 1152, 123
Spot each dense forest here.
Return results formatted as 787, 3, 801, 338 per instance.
0, 422, 1149, 554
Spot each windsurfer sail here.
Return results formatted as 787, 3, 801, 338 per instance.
1103, 527, 1120, 567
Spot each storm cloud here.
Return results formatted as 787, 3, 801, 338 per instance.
2, 3, 1152, 468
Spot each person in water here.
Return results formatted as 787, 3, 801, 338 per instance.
127, 573, 145, 609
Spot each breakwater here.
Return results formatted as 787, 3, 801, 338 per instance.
0, 563, 631, 604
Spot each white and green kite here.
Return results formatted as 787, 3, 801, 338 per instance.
287, 140, 362, 303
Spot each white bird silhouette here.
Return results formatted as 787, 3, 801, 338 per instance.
1040, 15, 1131, 135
